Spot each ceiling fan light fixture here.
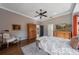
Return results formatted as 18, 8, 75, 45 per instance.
35, 9, 47, 19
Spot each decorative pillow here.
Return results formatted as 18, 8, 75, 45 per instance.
70, 36, 78, 49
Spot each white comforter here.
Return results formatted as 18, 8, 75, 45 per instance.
38, 36, 79, 55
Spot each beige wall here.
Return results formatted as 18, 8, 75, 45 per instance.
40, 13, 72, 36
0, 8, 72, 39
0, 8, 38, 40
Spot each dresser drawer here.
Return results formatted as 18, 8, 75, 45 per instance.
54, 31, 71, 39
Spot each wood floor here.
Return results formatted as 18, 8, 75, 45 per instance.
0, 39, 35, 55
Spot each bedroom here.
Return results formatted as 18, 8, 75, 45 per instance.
0, 3, 79, 55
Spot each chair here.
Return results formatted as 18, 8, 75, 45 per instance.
3, 31, 17, 47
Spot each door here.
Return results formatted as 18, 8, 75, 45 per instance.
27, 24, 36, 39
48, 24, 53, 36
40, 25, 44, 37
77, 17, 79, 35
72, 15, 77, 37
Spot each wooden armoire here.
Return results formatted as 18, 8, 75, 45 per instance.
27, 23, 36, 42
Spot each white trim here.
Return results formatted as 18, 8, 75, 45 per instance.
41, 10, 71, 22
0, 7, 36, 21
51, 10, 71, 18
0, 6, 71, 22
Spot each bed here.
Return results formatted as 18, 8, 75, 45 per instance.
37, 36, 79, 55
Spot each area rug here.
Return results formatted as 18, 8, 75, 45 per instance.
21, 42, 48, 55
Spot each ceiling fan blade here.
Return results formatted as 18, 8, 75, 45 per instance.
35, 15, 39, 17
35, 9, 47, 19
42, 11, 47, 14
36, 11, 39, 14
42, 15, 47, 17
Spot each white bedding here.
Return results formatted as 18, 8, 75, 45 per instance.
38, 36, 79, 55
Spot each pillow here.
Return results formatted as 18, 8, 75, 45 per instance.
70, 36, 78, 49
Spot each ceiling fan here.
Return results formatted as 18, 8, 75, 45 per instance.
35, 9, 47, 19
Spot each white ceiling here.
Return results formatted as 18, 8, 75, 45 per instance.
0, 3, 73, 21
73, 3, 79, 15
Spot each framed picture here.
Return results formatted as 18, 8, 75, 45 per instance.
12, 24, 21, 30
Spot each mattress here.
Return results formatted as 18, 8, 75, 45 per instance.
38, 36, 79, 55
